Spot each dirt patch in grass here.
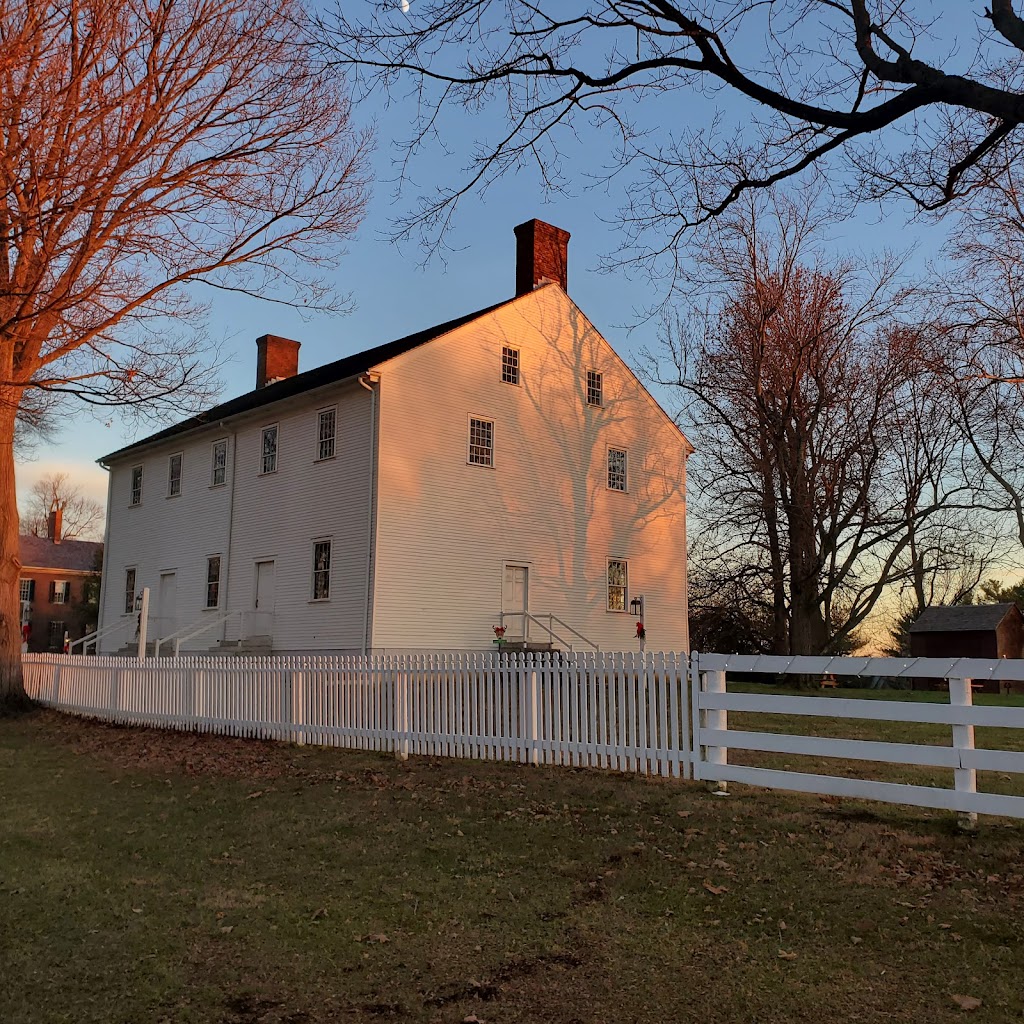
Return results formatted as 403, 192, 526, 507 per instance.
3, 709, 1024, 1024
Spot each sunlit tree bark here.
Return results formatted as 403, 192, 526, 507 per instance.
0, 0, 370, 710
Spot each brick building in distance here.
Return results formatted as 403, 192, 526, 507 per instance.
19, 503, 103, 652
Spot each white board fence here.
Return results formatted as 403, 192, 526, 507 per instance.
693, 652, 1024, 822
22, 651, 1024, 820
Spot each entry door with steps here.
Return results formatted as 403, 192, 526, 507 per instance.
158, 572, 177, 641
502, 565, 529, 639
252, 560, 275, 637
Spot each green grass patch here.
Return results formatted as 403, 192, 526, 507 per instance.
2, 709, 1023, 1023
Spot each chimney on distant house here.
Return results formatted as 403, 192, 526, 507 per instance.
514, 219, 570, 296
255, 335, 301, 389
47, 500, 63, 545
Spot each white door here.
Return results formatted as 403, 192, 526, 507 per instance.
253, 560, 275, 636
158, 572, 177, 640
502, 565, 529, 639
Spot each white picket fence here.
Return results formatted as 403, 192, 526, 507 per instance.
22, 651, 691, 778
21, 650, 1024, 820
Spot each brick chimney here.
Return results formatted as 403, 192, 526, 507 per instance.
47, 500, 63, 544
514, 219, 570, 296
255, 335, 301, 389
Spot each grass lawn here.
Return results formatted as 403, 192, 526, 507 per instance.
2, 708, 1023, 1024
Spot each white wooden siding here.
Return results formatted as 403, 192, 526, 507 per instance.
369, 286, 690, 652
100, 380, 373, 652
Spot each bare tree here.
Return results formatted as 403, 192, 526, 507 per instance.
0, 0, 370, 709
20, 473, 104, 542
647, 194, 981, 655
324, 2, 1024, 252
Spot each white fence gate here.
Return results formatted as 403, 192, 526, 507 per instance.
21, 650, 1024, 820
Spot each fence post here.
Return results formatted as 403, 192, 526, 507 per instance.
527, 656, 540, 766
703, 668, 728, 795
949, 676, 978, 831
291, 671, 305, 746
395, 665, 410, 762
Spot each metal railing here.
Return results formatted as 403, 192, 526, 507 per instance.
496, 611, 599, 652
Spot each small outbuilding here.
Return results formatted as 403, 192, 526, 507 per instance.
908, 603, 1024, 693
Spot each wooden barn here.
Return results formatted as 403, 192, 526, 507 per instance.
908, 603, 1024, 693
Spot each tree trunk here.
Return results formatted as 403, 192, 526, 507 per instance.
0, 399, 29, 712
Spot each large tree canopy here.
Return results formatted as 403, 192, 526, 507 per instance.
0, 0, 370, 708
327, 2, 1024, 248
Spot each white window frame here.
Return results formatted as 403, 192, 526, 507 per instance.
124, 568, 137, 614
501, 346, 520, 386
130, 465, 143, 506
205, 555, 221, 609
311, 539, 332, 601
607, 559, 628, 612
260, 424, 279, 475
468, 416, 494, 467
51, 580, 69, 605
167, 452, 183, 497
211, 439, 228, 487
587, 369, 603, 408
19, 579, 33, 603
607, 447, 628, 492
316, 407, 337, 461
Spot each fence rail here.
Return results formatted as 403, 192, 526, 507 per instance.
21, 650, 1024, 821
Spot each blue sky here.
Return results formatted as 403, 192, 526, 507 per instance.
17, 2, 972, 516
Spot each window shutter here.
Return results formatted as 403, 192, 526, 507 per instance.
28, 580, 35, 601
49, 581, 55, 602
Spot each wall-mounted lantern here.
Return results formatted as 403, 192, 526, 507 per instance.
629, 595, 644, 618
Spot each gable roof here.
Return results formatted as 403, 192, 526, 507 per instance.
908, 603, 1019, 634
20, 534, 102, 573
99, 295, 519, 464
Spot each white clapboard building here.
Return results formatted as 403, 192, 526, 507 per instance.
97, 220, 693, 655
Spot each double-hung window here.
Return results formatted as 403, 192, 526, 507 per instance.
261, 425, 278, 474
206, 556, 221, 608
608, 448, 627, 492
124, 568, 137, 614
312, 540, 331, 601
468, 417, 494, 467
586, 370, 603, 407
168, 452, 183, 497
19, 579, 34, 603
130, 465, 143, 506
502, 346, 520, 385
607, 559, 627, 612
51, 581, 69, 605
211, 439, 227, 486
317, 408, 336, 461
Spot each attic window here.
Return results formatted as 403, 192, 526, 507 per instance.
317, 407, 336, 461
130, 465, 143, 506
211, 439, 227, 486
168, 452, 183, 497
261, 425, 278, 474
502, 346, 520, 385
586, 370, 603, 407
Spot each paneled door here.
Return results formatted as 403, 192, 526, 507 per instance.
252, 560, 276, 637
502, 565, 529, 639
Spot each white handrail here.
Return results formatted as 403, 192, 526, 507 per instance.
154, 609, 242, 656
69, 617, 132, 655
497, 611, 599, 652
